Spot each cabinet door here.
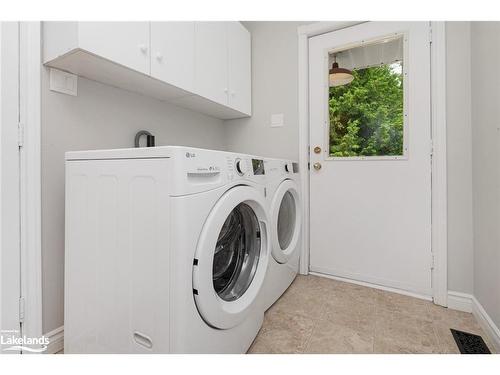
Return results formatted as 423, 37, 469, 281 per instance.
194, 22, 228, 106
79, 22, 150, 75
227, 22, 251, 115
150, 22, 195, 92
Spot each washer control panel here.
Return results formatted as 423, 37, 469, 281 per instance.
224, 155, 267, 184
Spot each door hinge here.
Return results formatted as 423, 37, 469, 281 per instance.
18, 122, 24, 148
308, 162, 310, 170
429, 25, 433, 44
430, 139, 434, 157
430, 253, 436, 270
19, 297, 25, 323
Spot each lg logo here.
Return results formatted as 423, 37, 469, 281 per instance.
185, 152, 196, 158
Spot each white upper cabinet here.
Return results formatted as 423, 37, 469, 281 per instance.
43, 21, 251, 119
227, 22, 252, 115
78, 22, 150, 74
193, 22, 251, 115
150, 22, 195, 92
194, 22, 229, 106
44, 22, 150, 75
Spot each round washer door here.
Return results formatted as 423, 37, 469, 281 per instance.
193, 185, 269, 330
270, 179, 301, 264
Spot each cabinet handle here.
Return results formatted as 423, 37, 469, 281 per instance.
230, 90, 236, 97
138, 44, 148, 54
223, 88, 228, 94
156, 53, 163, 61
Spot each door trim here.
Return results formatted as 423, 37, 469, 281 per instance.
297, 21, 448, 306
429, 22, 448, 306
1, 21, 22, 352
19, 21, 43, 341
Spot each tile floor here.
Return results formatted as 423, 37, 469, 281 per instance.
248, 275, 496, 354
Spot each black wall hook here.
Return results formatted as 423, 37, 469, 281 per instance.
134, 130, 155, 148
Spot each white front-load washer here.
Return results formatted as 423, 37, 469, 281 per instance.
258, 158, 302, 311
64, 146, 269, 353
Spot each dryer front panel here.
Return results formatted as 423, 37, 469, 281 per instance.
270, 179, 302, 264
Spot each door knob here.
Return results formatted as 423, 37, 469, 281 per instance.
313, 162, 322, 171
313, 146, 321, 154
156, 53, 163, 61
138, 44, 148, 54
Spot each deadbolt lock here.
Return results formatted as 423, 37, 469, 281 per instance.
313, 146, 322, 154
313, 162, 322, 171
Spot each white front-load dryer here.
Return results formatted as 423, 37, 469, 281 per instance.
259, 158, 302, 311
64, 146, 270, 353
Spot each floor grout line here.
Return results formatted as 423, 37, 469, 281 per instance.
298, 295, 329, 353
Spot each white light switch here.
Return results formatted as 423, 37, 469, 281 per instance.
270, 113, 284, 128
49, 68, 78, 96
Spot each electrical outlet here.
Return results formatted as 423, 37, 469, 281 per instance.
50, 68, 78, 96
270, 113, 284, 127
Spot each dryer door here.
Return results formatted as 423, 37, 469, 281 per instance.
193, 186, 269, 329
270, 179, 301, 264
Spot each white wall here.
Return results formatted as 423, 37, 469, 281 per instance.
224, 21, 313, 160
41, 68, 227, 334
470, 22, 500, 329
445, 22, 474, 294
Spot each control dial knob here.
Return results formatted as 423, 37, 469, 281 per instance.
235, 159, 247, 176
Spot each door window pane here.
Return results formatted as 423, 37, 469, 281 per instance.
328, 35, 405, 157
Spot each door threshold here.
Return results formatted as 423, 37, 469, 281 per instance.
308, 271, 433, 302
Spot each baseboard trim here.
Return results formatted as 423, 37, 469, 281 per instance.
45, 326, 64, 354
309, 266, 432, 298
447, 291, 473, 313
471, 296, 500, 352
309, 271, 432, 301
448, 291, 500, 352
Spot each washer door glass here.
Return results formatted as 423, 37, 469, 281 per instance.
213, 203, 261, 302
277, 191, 296, 250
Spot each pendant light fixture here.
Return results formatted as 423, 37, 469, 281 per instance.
329, 54, 354, 87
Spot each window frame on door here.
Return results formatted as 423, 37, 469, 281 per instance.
323, 32, 410, 161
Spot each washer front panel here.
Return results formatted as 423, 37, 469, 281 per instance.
193, 186, 270, 329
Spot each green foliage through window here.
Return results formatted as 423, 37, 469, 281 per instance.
329, 62, 404, 157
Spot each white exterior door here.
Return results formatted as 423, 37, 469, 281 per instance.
309, 22, 432, 296
1, 22, 21, 352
